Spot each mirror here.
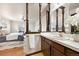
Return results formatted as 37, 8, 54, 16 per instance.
69, 3, 79, 33
50, 11, 56, 31
58, 8, 63, 31
28, 3, 40, 32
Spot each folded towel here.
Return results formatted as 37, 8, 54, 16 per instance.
29, 34, 35, 49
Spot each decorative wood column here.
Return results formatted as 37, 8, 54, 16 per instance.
26, 3, 29, 33
39, 3, 41, 32
62, 7, 65, 32
60, 6, 65, 32
56, 9, 58, 32
47, 3, 50, 32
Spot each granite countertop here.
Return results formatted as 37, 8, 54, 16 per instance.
41, 32, 79, 52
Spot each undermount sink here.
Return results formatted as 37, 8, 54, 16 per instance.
47, 32, 75, 41
57, 33, 74, 41
60, 34, 79, 42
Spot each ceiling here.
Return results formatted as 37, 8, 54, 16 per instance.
0, 3, 26, 21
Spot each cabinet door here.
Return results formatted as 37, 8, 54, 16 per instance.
53, 48, 64, 56
45, 38, 53, 45
53, 42, 64, 54
45, 42, 50, 56
51, 43, 64, 56
41, 36, 51, 56
66, 48, 79, 56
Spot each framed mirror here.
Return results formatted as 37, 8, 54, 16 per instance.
27, 3, 40, 33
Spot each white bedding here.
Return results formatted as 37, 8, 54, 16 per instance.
6, 33, 23, 40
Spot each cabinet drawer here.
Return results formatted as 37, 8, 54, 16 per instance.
53, 42, 64, 54
53, 48, 64, 56
66, 48, 79, 56
44, 38, 53, 45
42, 40, 50, 56
45, 42, 50, 56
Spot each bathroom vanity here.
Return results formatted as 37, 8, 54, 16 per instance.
41, 33, 79, 56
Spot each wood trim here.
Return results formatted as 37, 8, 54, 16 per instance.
62, 7, 65, 32
46, 11, 49, 32
48, 3, 50, 32
60, 6, 65, 32
41, 31, 51, 33
59, 6, 65, 32
39, 3, 41, 32
56, 9, 58, 32
26, 3, 28, 33
26, 4, 41, 33
46, 3, 50, 32
26, 32, 40, 34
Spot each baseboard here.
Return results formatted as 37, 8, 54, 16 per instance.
25, 50, 42, 56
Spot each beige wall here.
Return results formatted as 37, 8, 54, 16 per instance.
0, 16, 20, 34
10, 20, 19, 33
0, 3, 26, 34
0, 17, 10, 34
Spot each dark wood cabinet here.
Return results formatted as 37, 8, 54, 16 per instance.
66, 48, 79, 56
53, 48, 64, 56
51, 41, 64, 56
41, 36, 79, 56
41, 36, 51, 56
53, 42, 64, 54
44, 42, 50, 56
